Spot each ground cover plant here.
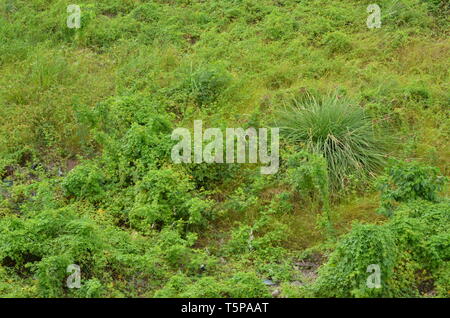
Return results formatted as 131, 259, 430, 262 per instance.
0, 0, 448, 298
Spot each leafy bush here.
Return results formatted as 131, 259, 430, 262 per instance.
285, 151, 335, 237
377, 160, 447, 216
225, 210, 290, 261
313, 199, 450, 297
130, 168, 213, 232
180, 277, 228, 298
313, 224, 399, 297
154, 274, 192, 298
0, 208, 108, 297
35, 255, 73, 297
227, 272, 270, 298
62, 163, 105, 201
156, 272, 271, 298
87, 96, 175, 185
91, 95, 171, 138
183, 162, 238, 190
286, 151, 329, 203
73, 278, 104, 298
389, 200, 449, 269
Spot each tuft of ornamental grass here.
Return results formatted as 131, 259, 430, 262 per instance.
277, 93, 388, 190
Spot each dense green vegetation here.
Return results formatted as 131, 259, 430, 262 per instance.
277, 93, 388, 189
0, 0, 448, 298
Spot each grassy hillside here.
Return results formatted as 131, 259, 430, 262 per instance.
0, 0, 448, 297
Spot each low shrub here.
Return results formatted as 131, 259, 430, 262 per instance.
377, 160, 447, 216
313, 199, 450, 297
62, 163, 105, 201
130, 168, 213, 232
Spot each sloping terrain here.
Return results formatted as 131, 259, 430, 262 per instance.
0, 0, 448, 297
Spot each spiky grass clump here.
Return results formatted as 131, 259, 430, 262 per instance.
278, 93, 387, 189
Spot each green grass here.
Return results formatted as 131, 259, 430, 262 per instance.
0, 0, 448, 298
277, 93, 388, 189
